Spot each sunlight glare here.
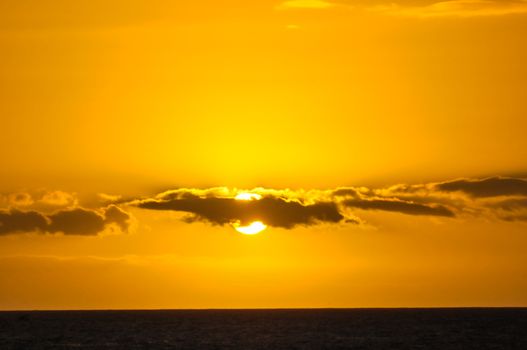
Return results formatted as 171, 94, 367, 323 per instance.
235, 192, 262, 201
233, 221, 267, 235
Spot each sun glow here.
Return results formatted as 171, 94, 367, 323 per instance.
235, 192, 262, 201
233, 221, 267, 235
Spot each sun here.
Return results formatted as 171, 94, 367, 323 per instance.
235, 192, 262, 201
232, 192, 266, 234
233, 221, 267, 235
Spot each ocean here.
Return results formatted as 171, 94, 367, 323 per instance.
1, 308, 526, 349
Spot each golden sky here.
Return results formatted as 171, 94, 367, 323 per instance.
1, 0, 527, 310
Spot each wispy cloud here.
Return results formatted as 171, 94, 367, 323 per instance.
276, 0, 527, 17
343, 198, 454, 217
436, 177, 527, 197
276, 0, 337, 10
374, 0, 527, 18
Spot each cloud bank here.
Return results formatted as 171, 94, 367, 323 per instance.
2, 177, 526, 235
276, 0, 337, 10
343, 199, 455, 217
131, 177, 527, 229
277, 0, 527, 17
137, 194, 345, 229
436, 177, 527, 197
375, 0, 527, 18
0, 206, 131, 236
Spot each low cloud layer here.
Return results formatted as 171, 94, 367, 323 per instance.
277, 0, 336, 10
1, 177, 526, 234
436, 177, 527, 197
131, 176, 527, 229
343, 199, 455, 217
377, 0, 527, 18
277, 0, 527, 17
138, 194, 344, 229
0, 206, 131, 236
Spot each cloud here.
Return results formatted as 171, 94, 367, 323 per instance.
2, 176, 527, 236
483, 197, 527, 222
7, 192, 34, 207
104, 205, 132, 232
343, 199, 455, 217
0, 206, 131, 236
137, 194, 345, 229
371, 0, 527, 17
39, 190, 78, 207
370, 177, 527, 221
0, 210, 48, 235
436, 177, 527, 197
1, 189, 79, 212
492, 197, 527, 211
276, 0, 527, 17
47, 209, 106, 236
133, 176, 527, 228
276, 0, 337, 10
98, 193, 123, 204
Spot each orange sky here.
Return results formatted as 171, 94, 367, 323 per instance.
1, 0, 527, 310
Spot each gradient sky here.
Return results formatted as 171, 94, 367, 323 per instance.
1, 0, 527, 310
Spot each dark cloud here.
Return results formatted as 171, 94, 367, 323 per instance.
436, 177, 527, 198
137, 195, 344, 229
3, 176, 527, 236
343, 199, 455, 217
501, 214, 527, 222
0, 210, 48, 235
0, 206, 131, 236
134, 177, 527, 228
48, 209, 105, 236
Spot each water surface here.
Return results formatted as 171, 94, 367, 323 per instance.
1, 308, 526, 349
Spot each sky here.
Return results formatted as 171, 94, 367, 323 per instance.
1, 0, 527, 310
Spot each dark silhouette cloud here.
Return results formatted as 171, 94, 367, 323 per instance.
48, 209, 105, 236
436, 177, 527, 197
137, 195, 344, 229
0, 206, 130, 236
3, 176, 527, 235
343, 199, 455, 217
134, 177, 527, 228
0, 210, 48, 235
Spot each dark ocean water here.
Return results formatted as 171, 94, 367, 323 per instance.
1, 308, 526, 349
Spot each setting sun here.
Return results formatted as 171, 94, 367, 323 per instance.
235, 192, 262, 201
233, 221, 267, 235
